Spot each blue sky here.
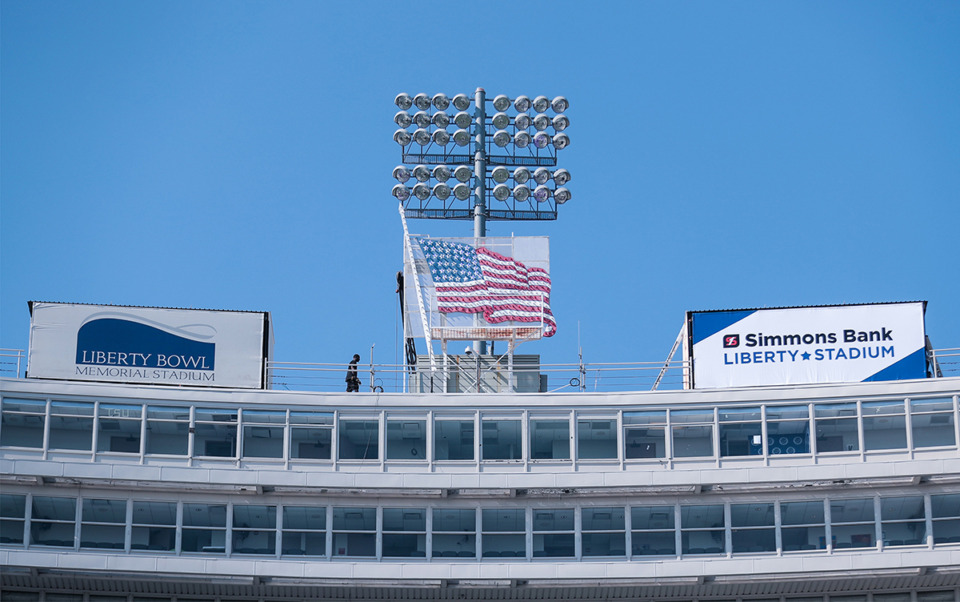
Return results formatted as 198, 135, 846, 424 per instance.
2, 1, 958, 373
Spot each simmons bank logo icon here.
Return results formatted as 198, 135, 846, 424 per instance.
723, 334, 740, 348
74, 313, 216, 381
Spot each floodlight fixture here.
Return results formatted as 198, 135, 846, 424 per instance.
392, 184, 411, 201
432, 129, 451, 146
412, 165, 431, 182
392, 89, 571, 229
413, 93, 431, 111
533, 167, 551, 185
454, 111, 472, 129
393, 165, 411, 183
454, 165, 472, 183
452, 93, 471, 111
413, 183, 431, 201
452, 129, 470, 146
453, 182, 471, 200
433, 183, 451, 200
491, 166, 510, 183
432, 93, 450, 110
413, 111, 431, 128
395, 93, 413, 110
413, 128, 431, 146
533, 185, 551, 203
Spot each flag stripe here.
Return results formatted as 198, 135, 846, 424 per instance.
417, 238, 556, 337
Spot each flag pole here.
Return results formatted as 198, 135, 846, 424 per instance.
399, 202, 439, 388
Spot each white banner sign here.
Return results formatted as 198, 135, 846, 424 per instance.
686, 302, 927, 389
27, 303, 272, 389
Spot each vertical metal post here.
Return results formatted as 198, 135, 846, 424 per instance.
474, 87, 488, 355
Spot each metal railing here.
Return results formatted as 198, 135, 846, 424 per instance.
266, 359, 691, 394
0, 349, 25, 379
1, 348, 957, 393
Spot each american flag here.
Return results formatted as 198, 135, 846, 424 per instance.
417, 238, 556, 337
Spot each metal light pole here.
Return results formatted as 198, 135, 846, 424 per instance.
392, 88, 572, 363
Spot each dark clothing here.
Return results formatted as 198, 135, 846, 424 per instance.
346, 358, 360, 392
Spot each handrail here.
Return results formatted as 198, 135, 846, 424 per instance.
1, 348, 958, 393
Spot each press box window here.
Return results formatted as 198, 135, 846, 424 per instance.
581, 507, 625, 557
931, 493, 960, 544
241, 410, 285, 459
671, 409, 714, 458
910, 397, 956, 448
434, 419, 474, 461
131, 501, 176, 551
233, 505, 277, 555
533, 509, 574, 557
0, 494, 26, 545
780, 500, 825, 551
719, 407, 762, 457
81, 498, 127, 550
97, 404, 142, 453
731, 503, 775, 553
862, 401, 906, 451
432, 508, 476, 558
332, 507, 376, 557
481, 418, 521, 460
680, 504, 724, 555
624, 411, 666, 459
30, 496, 76, 548
289, 412, 332, 460
880, 496, 925, 546
386, 420, 426, 460
577, 419, 617, 459
765, 405, 810, 455
281, 506, 326, 556
145, 406, 189, 455
181, 503, 227, 554
49, 401, 94, 451
482, 509, 525, 558
830, 498, 874, 549
0, 398, 46, 448
631, 505, 675, 556
530, 419, 569, 460
815, 403, 858, 452
382, 508, 426, 557
194, 408, 237, 458
338, 420, 379, 460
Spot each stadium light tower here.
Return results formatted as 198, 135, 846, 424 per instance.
392, 88, 572, 240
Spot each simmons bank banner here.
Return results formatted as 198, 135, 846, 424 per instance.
685, 302, 927, 389
27, 302, 273, 389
